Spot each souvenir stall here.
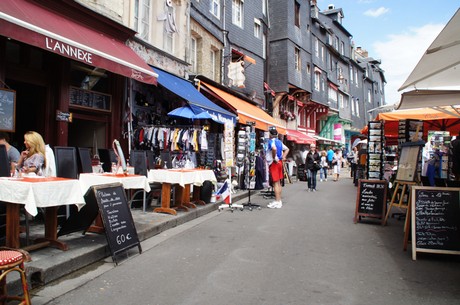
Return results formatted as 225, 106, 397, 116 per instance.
127, 69, 237, 176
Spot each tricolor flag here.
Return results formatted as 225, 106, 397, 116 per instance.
216, 181, 231, 204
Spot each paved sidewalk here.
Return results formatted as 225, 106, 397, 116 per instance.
8, 189, 253, 293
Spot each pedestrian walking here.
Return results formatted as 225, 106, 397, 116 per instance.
319, 150, 328, 182
265, 127, 289, 208
326, 146, 334, 175
332, 148, 342, 181
348, 146, 358, 180
305, 144, 321, 191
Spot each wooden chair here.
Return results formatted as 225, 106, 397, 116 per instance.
0, 247, 31, 305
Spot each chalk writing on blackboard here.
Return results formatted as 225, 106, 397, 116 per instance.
0, 88, 16, 132
411, 186, 460, 260
355, 180, 387, 224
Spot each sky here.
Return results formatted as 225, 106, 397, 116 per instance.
317, 0, 459, 105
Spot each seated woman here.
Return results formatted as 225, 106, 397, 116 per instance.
15, 131, 47, 176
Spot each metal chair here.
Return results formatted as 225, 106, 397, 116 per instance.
0, 145, 10, 177
54, 147, 79, 223
0, 247, 31, 305
77, 147, 93, 174
128, 150, 162, 211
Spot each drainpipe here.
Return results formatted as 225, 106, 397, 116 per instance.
221, 1, 227, 84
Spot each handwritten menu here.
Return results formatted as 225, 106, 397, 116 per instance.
413, 187, 460, 252
93, 183, 141, 262
355, 180, 387, 223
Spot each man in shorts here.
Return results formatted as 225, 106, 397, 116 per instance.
266, 127, 289, 209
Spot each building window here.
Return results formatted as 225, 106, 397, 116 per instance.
334, 37, 339, 50
295, 1, 300, 27
328, 86, 337, 103
339, 93, 344, 109
356, 99, 360, 117
350, 66, 354, 83
307, 63, 311, 75
368, 88, 372, 104
321, 46, 325, 62
262, 33, 267, 59
254, 19, 261, 38
164, 32, 173, 53
134, 0, 150, 41
314, 37, 319, 57
340, 41, 345, 55
351, 97, 355, 114
232, 0, 243, 28
190, 37, 197, 73
210, 0, 220, 18
355, 70, 359, 87
314, 72, 320, 91
295, 47, 301, 71
210, 49, 217, 81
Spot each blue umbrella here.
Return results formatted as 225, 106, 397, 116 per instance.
167, 105, 197, 119
168, 104, 212, 121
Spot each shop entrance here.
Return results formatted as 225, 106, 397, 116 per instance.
6, 79, 46, 149
68, 117, 108, 155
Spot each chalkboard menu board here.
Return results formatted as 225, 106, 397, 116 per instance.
69, 86, 111, 112
0, 88, 16, 132
411, 186, 460, 260
59, 183, 142, 263
354, 179, 387, 224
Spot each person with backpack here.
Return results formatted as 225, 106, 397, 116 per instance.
265, 127, 289, 209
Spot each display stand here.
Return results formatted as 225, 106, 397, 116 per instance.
242, 124, 261, 211
383, 141, 424, 227
367, 121, 385, 180
383, 180, 416, 227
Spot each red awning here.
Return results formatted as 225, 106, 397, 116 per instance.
286, 129, 316, 145
0, 0, 157, 85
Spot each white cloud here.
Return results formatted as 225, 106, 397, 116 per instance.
374, 24, 444, 105
364, 7, 390, 17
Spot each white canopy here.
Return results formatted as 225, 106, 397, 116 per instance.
397, 89, 460, 111
399, 9, 460, 91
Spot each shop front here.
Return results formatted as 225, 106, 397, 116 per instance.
128, 67, 236, 170
0, 0, 157, 150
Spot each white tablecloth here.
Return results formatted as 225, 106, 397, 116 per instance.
78, 173, 151, 194
147, 169, 217, 187
0, 177, 85, 216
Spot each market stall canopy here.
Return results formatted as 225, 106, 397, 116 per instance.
352, 138, 367, 148
313, 135, 342, 146
397, 89, 460, 111
373, 106, 460, 139
399, 9, 460, 91
286, 129, 316, 145
200, 82, 286, 134
153, 68, 236, 124
0, 0, 158, 85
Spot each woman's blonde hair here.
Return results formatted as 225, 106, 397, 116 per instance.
24, 131, 47, 167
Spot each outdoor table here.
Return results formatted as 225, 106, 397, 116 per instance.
79, 173, 151, 210
0, 176, 85, 251
78, 173, 151, 232
147, 169, 217, 215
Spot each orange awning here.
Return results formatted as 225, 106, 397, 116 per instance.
286, 129, 316, 144
201, 82, 286, 134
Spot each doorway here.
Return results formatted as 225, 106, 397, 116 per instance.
6, 79, 46, 150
